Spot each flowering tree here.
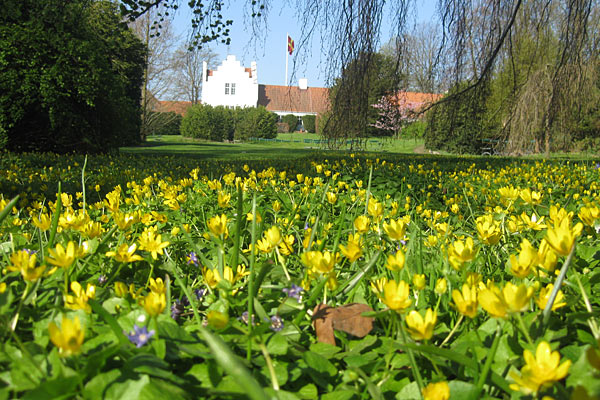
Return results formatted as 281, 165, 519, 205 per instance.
371, 94, 415, 138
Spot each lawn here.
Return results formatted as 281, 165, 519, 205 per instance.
119, 134, 425, 159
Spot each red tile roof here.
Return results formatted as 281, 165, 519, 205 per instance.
258, 85, 330, 114
155, 100, 194, 116
389, 92, 443, 112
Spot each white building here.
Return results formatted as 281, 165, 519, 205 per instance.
201, 55, 330, 120
201, 55, 258, 108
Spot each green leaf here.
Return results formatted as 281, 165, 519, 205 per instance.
396, 381, 420, 400
309, 342, 341, 358
0, 195, 19, 227
22, 375, 80, 400
296, 383, 318, 399
303, 351, 337, 376
266, 332, 288, 355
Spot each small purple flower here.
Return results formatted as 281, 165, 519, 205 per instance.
304, 222, 309, 230
282, 284, 304, 303
596, 162, 600, 170
171, 300, 185, 320
239, 311, 255, 326
23, 248, 37, 255
194, 288, 206, 301
186, 251, 199, 266
269, 315, 284, 332
125, 325, 155, 348
97, 275, 107, 285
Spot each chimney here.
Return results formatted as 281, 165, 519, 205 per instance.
299, 78, 308, 90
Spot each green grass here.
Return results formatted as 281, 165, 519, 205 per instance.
120, 134, 425, 160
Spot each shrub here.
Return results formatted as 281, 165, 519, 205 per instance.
235, 107, 277, 140
302, 115, 316, 133
181, 104, 211, 139
402, 120, 426, 138
281, 114, 298, 133
0, 0, 145, 153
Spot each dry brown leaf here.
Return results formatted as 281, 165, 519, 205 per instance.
312, 303, 374, 346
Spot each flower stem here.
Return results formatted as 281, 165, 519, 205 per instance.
398, 314, 424, 394
247, 194, 257, 362
514, 313, 534, 347
440, 314, 463, 347
543, 243, 576, 325
572, 269, 600, 338
259, 342, 279, 391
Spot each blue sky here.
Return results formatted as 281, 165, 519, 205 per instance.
173, 1, 437, 88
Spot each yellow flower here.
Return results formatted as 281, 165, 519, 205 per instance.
246, 211, 262, 223
149, 277, 166, 294
217, 191, 231, 208
272, 200, 281, 212
498, 186, 520, 202
578, 205, 600, 227
452, 284, 478, 318
545, 218, 583, 256
385, 250, 405, 271
548, 205, 573, 226
422, 381, 450, 400
112, 211, 138, 231
7, 250, 46, 281
105, 243, 144, 263
301, 250, 337, 274
479, 282, 533, 318
141, 291, 166, 317
370, 276, 388, 295
65, 281, 96, 313
520, 212, 546, 231
367, 198, 384, 219
48, 315, 84, 357
520, 188, 543, 205
326, 192, 337, 205
383, 218, 407, 241
405, 308, 437, 341
535, 284, 566, 311
138, 229, 169, 260
509, 341, 571, 395
339, 233, 363, 262
114, 281, 128, 297
434, 278, 447, 295
0, 282, 6, 293
32, 213, 52, 231
537, 239, 558, 272
509, 239, 538, 278
47, 241, 78, 269
265, 226, 282, 247
207, 214, 229, 237
413, 274, 426, 290
476, 215, 502, 245
354, 215, 370, 233
447, 237, 477, 270
380, 280, 412, 312
278, 234, 295, 256
207, 310, 229, 329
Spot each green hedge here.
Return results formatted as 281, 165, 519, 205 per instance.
281, 114, 298, 133
302, 115, 316, 133
181, 104, 276, 141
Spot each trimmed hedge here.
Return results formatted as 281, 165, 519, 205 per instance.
281, 114, 298, 133
302, 115, 316, 133
181, 104, 276, 141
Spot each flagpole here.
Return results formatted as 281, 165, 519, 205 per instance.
285, 32, 289, 86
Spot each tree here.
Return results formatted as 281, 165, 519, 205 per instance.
129, 8, 179, 139
322, 52, 399, 149
170, 44, 219, 105
0, 0, 145, 153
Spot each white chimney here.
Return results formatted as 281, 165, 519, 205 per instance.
299, 78, 308, 90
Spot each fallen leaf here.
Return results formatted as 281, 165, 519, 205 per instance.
312, 303, 374, 346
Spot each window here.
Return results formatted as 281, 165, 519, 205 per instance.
231, 83, 236, 95
225, 83, 230, 95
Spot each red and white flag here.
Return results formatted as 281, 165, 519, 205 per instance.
287, 35, 294, 55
